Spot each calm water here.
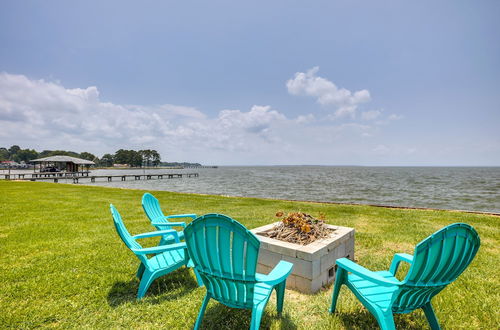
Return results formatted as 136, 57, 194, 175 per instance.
83, 166, 500, 213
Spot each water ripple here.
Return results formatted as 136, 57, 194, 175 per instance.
90, 166, 500, 213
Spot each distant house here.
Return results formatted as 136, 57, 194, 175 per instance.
1, 160, 18, 165
113, 164, 130, 168
0, 160, 22, 169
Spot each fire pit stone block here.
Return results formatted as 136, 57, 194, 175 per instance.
251, 222, 355, 294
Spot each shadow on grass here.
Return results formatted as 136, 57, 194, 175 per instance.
334, 309, 427, 329
107, 267, 199, 307
198, 302, 296, 330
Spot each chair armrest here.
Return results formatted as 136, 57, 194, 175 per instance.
132, 242, 186, 255
151, 221, 186, 228
166, 214, 197, 220
337, 258, 401, 287
255, 260, 294, 286
133, 229, 179, 240
389, 253, 414, 275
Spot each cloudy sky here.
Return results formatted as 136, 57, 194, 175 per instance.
1, 1, 499, 165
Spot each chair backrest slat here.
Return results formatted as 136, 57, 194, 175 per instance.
184, 214, 261, 308
232, 231, 245, 277
142, 193, 168, 224
420, 240, 445, 283
431, 235, 458, 283
443, 235, 466, 280
110, 204, 148, 265
410, 247, 430, 284
392, 223, 480, 313
218, 225, 232, 277
194, 224, 211, 273
444, 237, 471, 282
245, 241, 258, 278
206, 223, 219, 273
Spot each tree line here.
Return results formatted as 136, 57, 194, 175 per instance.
0, 145, 162, 167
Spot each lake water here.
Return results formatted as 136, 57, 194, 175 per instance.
83, 166, 500, 213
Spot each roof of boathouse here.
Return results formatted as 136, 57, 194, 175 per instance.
30, 155, 95, 165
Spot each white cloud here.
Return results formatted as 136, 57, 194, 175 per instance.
131, 104, 207, 119
388, 114, 403, 121
361, 110, 381, 121
295, 114, 315, 124
0, 72, 406, 164
339, 123, 371, 131
0, 73, 290, 158
374, 113, 404, 125
218, 105, 285, 134
286, 67, 371, 118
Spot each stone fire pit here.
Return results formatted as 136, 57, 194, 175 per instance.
251, 222, 355, 294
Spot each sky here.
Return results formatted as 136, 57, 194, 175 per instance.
0, 1, 499, 165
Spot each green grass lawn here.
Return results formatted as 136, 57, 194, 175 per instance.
0, 181, 498, 329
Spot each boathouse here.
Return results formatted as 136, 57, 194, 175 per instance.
30, 155, 95, 176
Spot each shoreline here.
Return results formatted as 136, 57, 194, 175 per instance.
279, 198, 500, 217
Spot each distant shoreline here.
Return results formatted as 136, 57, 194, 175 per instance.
275, 197, 500, 217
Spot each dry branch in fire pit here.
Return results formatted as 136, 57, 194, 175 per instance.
259, 212, 335, 245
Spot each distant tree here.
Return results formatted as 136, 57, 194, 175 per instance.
38, 150, 53, 158
0, 148, 9, 161
8, 145, 21, 157
114, 149, 129, 165
79, 152, 97, 161
14, 149, 38, 163
139, 149, 161, 167
0, 146, 162, 167
131, 151, 143, 167
139, 149, 153, 167
6, 146, 38, 162
100, 154, 114, 167
114, 149, 142, 167
138, 149, 149, 166
151, 150, 161, 166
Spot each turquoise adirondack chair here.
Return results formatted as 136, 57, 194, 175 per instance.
142, 192, 197, 243
183, 214, 294, 330
330, 223, 480, 329
110, 204, 191, 299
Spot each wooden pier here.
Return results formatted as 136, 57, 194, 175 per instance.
1, 172, 199, 184
1, 171, 91, 180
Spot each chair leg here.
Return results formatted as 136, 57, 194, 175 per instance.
136, 263, 145, 280
373, 310, 396, 330
250, 303, 265, 330
329, 267, 347, 313
194, 293, 211, 330
137, 271, 154, 299
422, 302, 441, 330
275, 281, 286, 315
